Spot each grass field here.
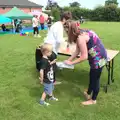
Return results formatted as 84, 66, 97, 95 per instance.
0, 22, 120, 120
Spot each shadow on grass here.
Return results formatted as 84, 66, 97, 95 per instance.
29, 87, 41, 101
29, 66, 89, 100
56, 68, 89, 86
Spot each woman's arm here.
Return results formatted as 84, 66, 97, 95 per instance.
67, 43, 80, 61
71, 36, 88, 65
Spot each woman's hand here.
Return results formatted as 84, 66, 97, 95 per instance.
64, 60, 73, 65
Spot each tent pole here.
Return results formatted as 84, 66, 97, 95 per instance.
11, 20, 14, 33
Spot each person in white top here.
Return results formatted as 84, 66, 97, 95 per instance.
44, 11, 72, 55
32, 15, 41, 38
44, 11, 72, 85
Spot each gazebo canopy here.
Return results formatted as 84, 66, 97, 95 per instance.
0, 15, 12, 24
3, 7, 33, 20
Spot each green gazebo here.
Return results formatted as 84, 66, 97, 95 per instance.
3, 7, 33, 19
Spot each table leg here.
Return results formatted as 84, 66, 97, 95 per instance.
108, 61, 111, 85
104, 59, 115, 93
104, 61, 111, 93
111, 59, 114, 83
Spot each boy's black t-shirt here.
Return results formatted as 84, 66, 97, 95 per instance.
39, 58, 54, 84
48, 52, 57, 71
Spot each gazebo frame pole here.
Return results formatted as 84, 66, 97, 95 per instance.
11, 20, 14, 33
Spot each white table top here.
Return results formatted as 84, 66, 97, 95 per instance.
106, 49, 119, 61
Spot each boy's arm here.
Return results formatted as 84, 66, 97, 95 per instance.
50, 59, 57, 65
39, 69, 44, 84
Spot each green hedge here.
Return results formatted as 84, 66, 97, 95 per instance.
51, 8, 60, 22
62, 5, 120, 21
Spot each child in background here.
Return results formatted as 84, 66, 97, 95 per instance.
47, 14, 52, 30
39, 44, 58, 106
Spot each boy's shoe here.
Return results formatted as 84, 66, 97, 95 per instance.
49, 96, 58, 101
40, 100, 50, 106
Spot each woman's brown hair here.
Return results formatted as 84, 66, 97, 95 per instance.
64, 20, 80, 43
61, 11, 72, 21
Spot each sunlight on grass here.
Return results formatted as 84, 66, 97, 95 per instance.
0, 22, 120, 120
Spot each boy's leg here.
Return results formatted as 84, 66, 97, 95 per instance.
48, 83, 58, 101
40, 92, 50, 106
41, 92, 46, 101
48, 83, 53, 97
40, 84, 50, 106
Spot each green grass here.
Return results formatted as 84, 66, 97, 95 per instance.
0, 22, 120, 120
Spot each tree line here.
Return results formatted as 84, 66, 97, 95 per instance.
45, 0, 120, 21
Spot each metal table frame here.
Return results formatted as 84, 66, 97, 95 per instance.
105, 59, 114, 93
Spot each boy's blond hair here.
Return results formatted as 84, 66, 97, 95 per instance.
40, 43, 53, 54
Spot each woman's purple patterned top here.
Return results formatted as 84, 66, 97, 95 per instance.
86, 30, 107, 69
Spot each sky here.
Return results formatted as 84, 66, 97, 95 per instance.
29, 0, 120, 9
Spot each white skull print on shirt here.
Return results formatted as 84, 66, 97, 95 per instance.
47, 67, 54, 82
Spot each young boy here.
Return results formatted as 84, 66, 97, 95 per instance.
39, 44, 58, 106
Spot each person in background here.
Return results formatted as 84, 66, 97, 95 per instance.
44, 11, 72, 85
39, 44, 58, 106
1, 24, 10, 32
32, 15, 41, 37
80, 16, 84, 24
39, 14, 45, 30
47, 14, 52, 30
15, 19, 22, 33
14, 19, 17, 28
